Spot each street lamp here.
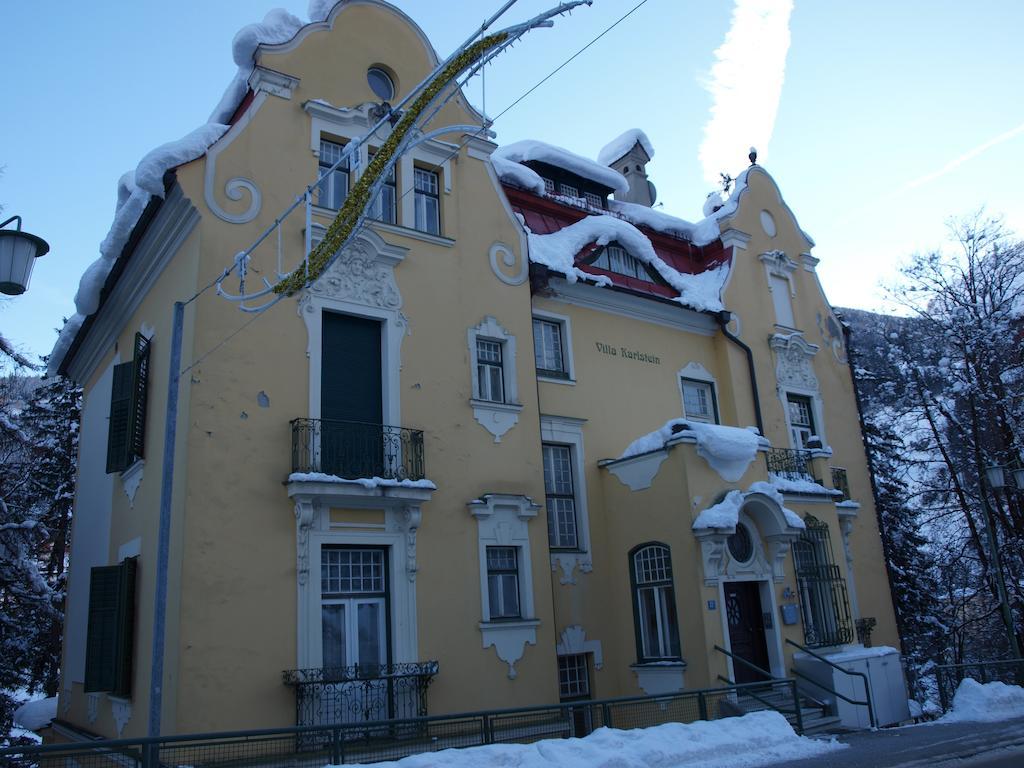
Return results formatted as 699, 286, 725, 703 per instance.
0, 215, 50, 295
966, 463, 1023, 659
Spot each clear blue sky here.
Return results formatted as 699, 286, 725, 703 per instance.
2, 0, 1023, 364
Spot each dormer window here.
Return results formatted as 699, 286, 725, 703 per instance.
584, 191, 603, 209
543, 178, 555, 195
558, 182, 578, 198
591, 244, 650, 281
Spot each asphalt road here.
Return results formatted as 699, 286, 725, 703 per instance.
779, 716, 1024, 768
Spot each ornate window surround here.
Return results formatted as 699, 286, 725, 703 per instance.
769, 332, 830, 453
299, 227, 408, 428
540, 415, 592, 584
468, 316, 523, 442
468, 494, 542, 679
290, 493, 429, 672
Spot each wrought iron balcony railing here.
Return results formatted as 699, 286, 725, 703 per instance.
291, 418, 425, 481
284, 662, 439, 732
765, 447, 814, 481
831, 466, 851, 501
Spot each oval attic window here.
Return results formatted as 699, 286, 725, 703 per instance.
367, 67, 395, 101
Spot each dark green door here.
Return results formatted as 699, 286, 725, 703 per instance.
321, 312, 383, 478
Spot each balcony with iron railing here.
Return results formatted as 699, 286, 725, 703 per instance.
291, 418, 426, 481
764, 447, 818, 483
284, 662, 439, 740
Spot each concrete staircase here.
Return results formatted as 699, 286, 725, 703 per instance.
734, 687, 845, 735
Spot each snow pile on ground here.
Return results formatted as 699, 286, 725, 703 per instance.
597, 128, 655, 166
934, 679, 1024, 724
619, 419, 762, 483
492, 155, 546, 194
288, 473, 437, 490
494, 140, 629, 195
526, 216, 728, 312
13, 697, 57, 731
333, 710, 843, 768
767, 472, 842, 497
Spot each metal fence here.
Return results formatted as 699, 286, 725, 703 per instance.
291, 418, 425, 480
0, 680, 801, 767
935, 659, 1024, 712
765, 447, 815, 481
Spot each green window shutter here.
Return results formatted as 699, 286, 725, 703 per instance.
106, 362, 133, 474
84, 566, 121, 692
127, 333, 150, 464
84, 558, 138, 696
114, 557, 137, 697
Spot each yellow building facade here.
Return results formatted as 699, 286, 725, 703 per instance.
52, 0, 902, 741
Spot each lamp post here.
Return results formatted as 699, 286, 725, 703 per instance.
970, 463, 1023, 659
0, 215, 50, 295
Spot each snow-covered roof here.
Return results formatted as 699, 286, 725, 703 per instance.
493, 140, 629, 195
525, 215, 729, 313
597, 128, 654, 166
491, 155, 546, 196
693, 481, 805, 531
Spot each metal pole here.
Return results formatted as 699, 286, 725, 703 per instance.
148, 300, 185, 737
980, 484, 1021, 658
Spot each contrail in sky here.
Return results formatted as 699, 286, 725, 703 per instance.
901, 121, 1024, 191
698, 0, 794, 188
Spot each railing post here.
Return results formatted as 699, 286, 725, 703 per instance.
791, 680, 804, 735
602, 702, 612, 729
482, 713, 493, 744
142, 741, 158, 768
698, 691, 708, 721
331, 726, 343, 765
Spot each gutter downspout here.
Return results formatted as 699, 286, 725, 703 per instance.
714, 309, 764, 436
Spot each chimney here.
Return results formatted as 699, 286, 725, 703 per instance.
599, 130, 656, 207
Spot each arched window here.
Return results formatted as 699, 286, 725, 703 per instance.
591, 244, 652, 281
629, 543, 682, 662
792, 516, 853, 648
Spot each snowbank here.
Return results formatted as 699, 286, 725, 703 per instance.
13, 697, 57, 731
526, 216, 727, 312
288, 473, 437, 490
331, 710, 843, 768
493, 140, 629, 195
824, 645, 900, 664
597, 128, 655, 166
934, 679, 1024, 724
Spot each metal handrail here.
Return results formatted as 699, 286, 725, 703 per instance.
785, 638, 876, 729
713, 644, 778, 681
716, 674, 804, 734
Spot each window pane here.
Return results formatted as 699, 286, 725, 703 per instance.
558, 654, 590, 699
639, 587, 661, 658
584, 192, 602, 209
322, 604, 347, 668
682, 380, 714, 422
634, 545, 672, 584
414, 168, 438, 194
559, 183, 578, 198
487, 547, 517, 571
501, 573, 520, 617
357, 602, 383, 668
533, 320, 564, 373
658, 587, 681, 657
477, 339, 501, 363
322, 549, 384, 594
542, 445, 573, 494
547, 497, 578, 549
542, 178, 555, 194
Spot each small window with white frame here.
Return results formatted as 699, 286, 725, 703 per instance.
533, 318, 567, 379
542, 178, 556, 195
486, 546, 521, 620
476, 339, 505, 403
543, 443, 578, 550
787, 393, 817, 449
630, 543, 681, 663
558, 182, 578, 198
681, 377, 717, 424
583, 191, 603, 210
558, 653, 591, 700
317, 139, 349, 210
414, 167, 440, 235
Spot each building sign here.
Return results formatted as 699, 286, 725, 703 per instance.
595, 341, 661, 366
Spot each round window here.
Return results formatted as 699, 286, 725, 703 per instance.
367, 67, 395, 101
727, 523, 753, 563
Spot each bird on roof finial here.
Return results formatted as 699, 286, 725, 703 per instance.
749, 146, 758, 165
